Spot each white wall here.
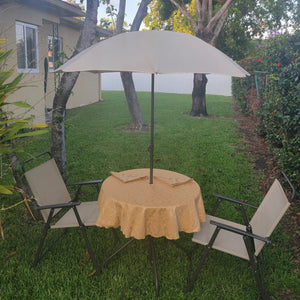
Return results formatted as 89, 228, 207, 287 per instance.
101, 73, 232, 96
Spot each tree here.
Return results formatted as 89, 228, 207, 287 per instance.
52, 0, 152, 177
104, 0, 151, 130
144, 0, 298, 116
146, 0, 235, 116
216, 0, 299, 60
117, 0, 151, 130
51, 0, 99, 178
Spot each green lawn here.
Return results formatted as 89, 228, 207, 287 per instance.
0, 91, 299, 299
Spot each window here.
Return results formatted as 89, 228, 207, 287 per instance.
48, 36, 62, 71
15, 21, 39, 73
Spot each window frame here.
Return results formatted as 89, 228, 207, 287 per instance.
15, 21, 39, 73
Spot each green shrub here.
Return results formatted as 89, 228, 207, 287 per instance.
0, 39, 48, 239
0, 39, 48, 194
258, 45, 300, 184
232, 74, 256, 114
232, 31, 300, 188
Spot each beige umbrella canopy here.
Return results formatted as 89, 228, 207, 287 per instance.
56, 30, 249, 183
57, 30, 248, 76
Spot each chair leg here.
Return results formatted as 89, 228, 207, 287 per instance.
33, 209, 55, 267
247, 257, 268, 299
250, 256, 268, 300
79, 225, 101, 275
72, 206, 101, 275
257, 259, 268, 299
244, 237, 268, 299
33, 222, 50, 267
187, 227, 221, 292
186, 245, 211, 292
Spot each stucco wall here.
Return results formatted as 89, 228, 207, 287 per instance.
0, 1, 99, 124
101, 73, 232, 96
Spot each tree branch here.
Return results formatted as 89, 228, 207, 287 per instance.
169, 0, 198, 30
210, 7, 229, 45
206, 0, 233, 32
116, 0, 126, 34
208, 0, 212, 21
72, 0, 99, 56
197, 0, 205, 22
131, 0, 152, 31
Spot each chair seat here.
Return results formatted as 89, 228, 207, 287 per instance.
192, 214, 250, 260
51, 202, 99, 228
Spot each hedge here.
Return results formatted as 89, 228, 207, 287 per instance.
232, 31, 300, 189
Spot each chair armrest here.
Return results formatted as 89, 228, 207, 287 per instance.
67, 180, 102, 201
35, 201, 81, 211
66, 179, 103, 186
213, 193, 258, 209
211, 194, 258, 227
210, 220, 271, 243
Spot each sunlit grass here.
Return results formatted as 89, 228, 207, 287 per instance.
1, 91, 298, 299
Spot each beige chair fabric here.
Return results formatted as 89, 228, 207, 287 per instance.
192, 215, 250, 260
250, 179, 290, 256
192, 179, 290, 260
52, 202, 99, 228
25, 159, 99, 227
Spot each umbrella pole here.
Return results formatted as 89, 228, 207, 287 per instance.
149, 74, 154, 184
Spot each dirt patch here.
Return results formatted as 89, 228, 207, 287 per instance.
234, 101, 300, 270
233, 102, 300, 287
234, 103, 278, 191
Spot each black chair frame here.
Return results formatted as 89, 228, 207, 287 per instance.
187, 172, 296, 299
22, 152, 103, 274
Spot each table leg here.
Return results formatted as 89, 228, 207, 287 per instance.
101, 237, 135, 268
148, 236, 159, 297
169, 239, 193, 260
101, 235, 161, 297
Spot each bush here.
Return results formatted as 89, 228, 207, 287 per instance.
231, 76, 250, 113
232, 31, 300, 187
0, 39, 48, 194
0, 39, 48, 239
232, 52, 267, 113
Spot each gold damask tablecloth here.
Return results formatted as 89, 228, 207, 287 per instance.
96, 169, 206, 240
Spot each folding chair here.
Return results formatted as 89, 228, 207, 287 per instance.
22, 152, 103, 274
187, 172, 296, 299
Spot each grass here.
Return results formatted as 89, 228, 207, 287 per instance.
0, 91, 299, 299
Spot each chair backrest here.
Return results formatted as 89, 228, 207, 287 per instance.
249, 179, 290, 256
25, 159, 72, 221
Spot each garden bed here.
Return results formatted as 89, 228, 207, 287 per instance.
234, 102, 300, 281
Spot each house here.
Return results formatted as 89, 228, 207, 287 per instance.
0, 0, 110, 123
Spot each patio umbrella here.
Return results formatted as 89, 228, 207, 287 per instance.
56, 30, 249, 184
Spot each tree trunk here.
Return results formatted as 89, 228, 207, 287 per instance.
190, 73, 208, 116
7, 151, 39, 220
169, 0, 234, 117
121, 72, 148, 130
7, 152, 31, 197
118, 0, 151, 130
51, 0, 99, 178
51, 72, 79, 179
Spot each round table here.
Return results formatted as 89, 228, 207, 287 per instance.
96, 168, 206, 239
